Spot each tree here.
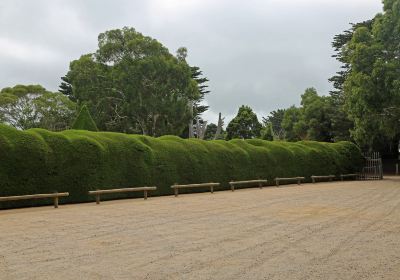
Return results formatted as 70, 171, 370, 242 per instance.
300, 88, 333, 142
204, 123, 217, 140
328, 21, 374, 142
176, 47, 210, 119
0, 85, 76, 130
261, 123, 274, 141
262, 109, 286, 140
62, 27, 199, 136
176, 47, 210, 138
281, 106, 303, 141
204, 122, 226, 140
72, 105, 98, 131
226, 105, 262, 140
333, 0, 400, 151
281, 88, 334, 142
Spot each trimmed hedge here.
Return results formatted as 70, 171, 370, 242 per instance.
0, 124, 363, 208
71, 105, 98, 131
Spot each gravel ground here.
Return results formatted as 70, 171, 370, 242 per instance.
1, 177, 400, 280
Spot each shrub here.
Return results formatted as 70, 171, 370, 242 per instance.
0, 124, 363, 208
71, 105, 98, 131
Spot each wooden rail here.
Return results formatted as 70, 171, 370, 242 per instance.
311, 175, 335, 183
88, 187, 157, 204
275, 177, 305, 186
229, 180, 268, 191
171, 183, 220, 197
340, 174, 358, 181
0, 192, 69, 208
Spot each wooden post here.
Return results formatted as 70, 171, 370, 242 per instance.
95, 191, 100, 204
144, 190, 148, 200
54, 193, 59, 208
174, 184, 178, 197
259, 182, 263, 189
312, 177, 315, 183
396, 163, 399, 175
297, 178, 300, 185
276, 179, 279, 187
210, 185, 214, 193
231, 183, 235, 192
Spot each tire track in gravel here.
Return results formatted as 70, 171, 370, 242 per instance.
146, 184, 387, 278
65, 185, 348, 241
133, 185, 379, 263
168, 184, 397, 279
227, 185, 400, 280
298, 186, 400, 280
0, 255, 11, 280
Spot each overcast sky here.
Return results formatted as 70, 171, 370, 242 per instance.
0, 0, 383, 123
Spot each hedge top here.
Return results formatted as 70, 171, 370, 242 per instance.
71, 105, 98, 131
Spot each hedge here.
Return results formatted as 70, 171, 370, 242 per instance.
0, 124, 363, 208
71, 105, 98, 131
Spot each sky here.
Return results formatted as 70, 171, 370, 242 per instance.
0, 0, 383, 124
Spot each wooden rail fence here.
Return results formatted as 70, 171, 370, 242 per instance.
229, 180, 268, 191
311, 175, 335, 183
0, 192, 69, 208
1, 172, 366, 210
275, 177, 305, 186
171, 183, 220, 197
88, 187, 157, 204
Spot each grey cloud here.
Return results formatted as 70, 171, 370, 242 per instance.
0, 0, 382, 124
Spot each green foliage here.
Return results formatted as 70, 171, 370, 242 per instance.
0, 85, 76, 131
261, 123, 274, 141
204, 123, 226, 140
331, 1, 400, 151
281, 88, 336, 142
0, 124, 363, 208
262, 109, 286, 140
62, 27, 199, 136
176, 47, 210, 119
281, 106, 302, 141
72, 105, 98, 131
226, 105, 262, 140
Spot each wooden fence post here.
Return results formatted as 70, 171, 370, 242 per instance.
95, 191, 100, 204
174, 184, 178, 197
54, 192, 59, 208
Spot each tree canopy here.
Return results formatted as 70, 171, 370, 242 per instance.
226, 105, 262, 140
0, 85, 76, 130
61, 27, 199, 136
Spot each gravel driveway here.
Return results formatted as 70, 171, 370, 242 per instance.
1, 177, 400, 280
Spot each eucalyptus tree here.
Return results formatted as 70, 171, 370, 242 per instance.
61, 27, 199, 136
0, 85, 76, 130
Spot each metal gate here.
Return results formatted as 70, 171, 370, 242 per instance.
359, 152, 383, 180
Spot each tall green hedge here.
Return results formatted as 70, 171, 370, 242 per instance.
0, 124, 363, 208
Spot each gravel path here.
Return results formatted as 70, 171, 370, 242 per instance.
1, 177, 400, 280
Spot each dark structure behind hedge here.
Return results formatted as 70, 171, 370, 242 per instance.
0, 124, 363, 208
